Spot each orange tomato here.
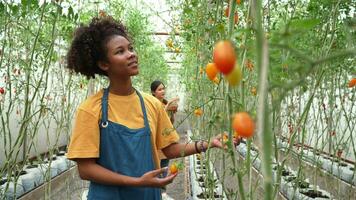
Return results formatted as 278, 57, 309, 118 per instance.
205, 63, 219, 80
194, 108, 203, 116
169, 163, 178, 174
222, 133, 229, 143
232, 112, 255, 138
213, 40, 236, 75
251, 87, 257, 96
234, 13, 239, 24
225, 64, 242, 86
236, 0, 241, 5
224, 6, 229, 17
348, 78, 356, 88
245, 59, 254, 71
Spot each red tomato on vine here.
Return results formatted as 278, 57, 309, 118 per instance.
348, 78, 356, 88
213, 41, 236, 75
232, 112, 255, 138
234, 13, 239, 24
0, 87, 4, 94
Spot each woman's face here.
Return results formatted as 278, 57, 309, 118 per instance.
153, 84, 165, 100
101, 35, 139, 78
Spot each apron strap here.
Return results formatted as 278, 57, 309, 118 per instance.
100, 88, 109, 128
136, 90, 150, 129
100, 88, 149, 129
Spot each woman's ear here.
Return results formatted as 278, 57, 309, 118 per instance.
98, 61, 109, 72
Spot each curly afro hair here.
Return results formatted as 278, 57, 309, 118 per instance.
66, 16, 131, 79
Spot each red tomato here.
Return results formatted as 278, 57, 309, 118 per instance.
213, 41, 236, 75
348, 78, 356, 88
232, 112, 255, 138
0, 87, 4, 94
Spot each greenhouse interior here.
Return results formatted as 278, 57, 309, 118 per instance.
0, 0, 355, 199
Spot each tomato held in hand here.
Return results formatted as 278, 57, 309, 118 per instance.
205, 63, 219, 80
225, 64, 242, 86
213, 40, 236, 75
232, 112, 255, 138
169, 163, 178, 174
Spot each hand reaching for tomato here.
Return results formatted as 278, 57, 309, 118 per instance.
209, 132, 242, 150
138, 167, 177, 187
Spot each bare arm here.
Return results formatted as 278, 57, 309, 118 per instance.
76, 158, 177, 187
162, 133, 242, 159
162, 142, 203, 159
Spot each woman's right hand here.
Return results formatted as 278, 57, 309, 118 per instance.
138, 167, 177, 187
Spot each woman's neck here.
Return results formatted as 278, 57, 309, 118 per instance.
108, 78, 134, 96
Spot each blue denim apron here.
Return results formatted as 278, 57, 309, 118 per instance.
87, 88, 161, 200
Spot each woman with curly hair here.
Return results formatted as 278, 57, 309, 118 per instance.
66, 16, 233, 200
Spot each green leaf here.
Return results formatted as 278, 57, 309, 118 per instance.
289, 19, 320, 30
0, 3, 4, 13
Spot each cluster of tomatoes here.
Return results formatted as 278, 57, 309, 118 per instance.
204, 40, 255, 139
205, 40, 242, 87
205, 39, 255, 138
224, 0, 242, 25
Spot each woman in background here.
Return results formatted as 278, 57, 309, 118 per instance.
151, 80, 178, 200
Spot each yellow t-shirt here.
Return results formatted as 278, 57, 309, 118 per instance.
67, 90, 180, 169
